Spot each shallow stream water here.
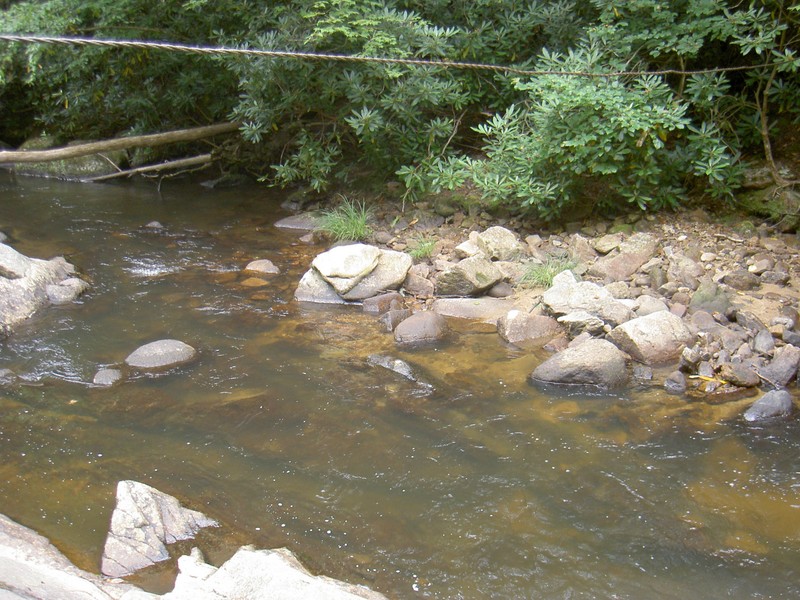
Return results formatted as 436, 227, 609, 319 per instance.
1, 173, 799, 598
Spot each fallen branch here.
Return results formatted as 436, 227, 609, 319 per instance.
0, 122, 239, 164
84, 154, 213, 182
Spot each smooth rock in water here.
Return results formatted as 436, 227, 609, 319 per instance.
379, 307, 412, 332
497, 310, 562, 346
341, 249, 412, 300
244, 259, 280, 275
93, 368, 122, 387
46, 277, 90, 304
125, 339, 197, 370
367, 354, 431, 387
608, 311, 694, 366
758, 344, 800, 387
294, 269, 348, 304
542, 270, 634, 327
743, 389, 794, 423
530, 338, 628, 389
274, 211, 325, 231
101, 481, 218, 578
435, 256, 503, 297
664, 370, 687, 394
312, 244, 381, 295
165, 546, 389, 600
362, 291, 403, 315
475, 226, 522, 261
394, 311, 449, 345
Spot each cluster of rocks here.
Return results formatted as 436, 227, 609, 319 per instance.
92, 338, 199, 387
0, 241, 89, 339
288, 213, 800, 424
0, 480, 386, 600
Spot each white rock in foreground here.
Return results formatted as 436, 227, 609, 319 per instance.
101, 480, 218, 577
607, 311, 694, 365
161, 546, 389, 600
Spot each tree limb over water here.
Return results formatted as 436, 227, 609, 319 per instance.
0, 122, 239, 164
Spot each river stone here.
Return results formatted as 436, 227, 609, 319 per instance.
635, 295, 669, 316
556, 310, 606, 336
244, 259, 280, 275
0, 247, 75, 337
432, 297, 514, 324
45, 277, 90, 304
394, 311, 449, 345
666, 254, 704, 289
93, 368, 122, 387
530, 338, 628, 389
435, 256, 503, 297
664, 370, 687, 394
101, 480, 218, 578
341, 249, 412, 300
542, 270, 634, 327
475, 226, 522, 261
722, 269, 761, 291
759, 344, 800, 387
125, 339, 197, 370
362, 291, 403, 315
167, 546, 389, 600
274, 211, 325, 231
591, 233, 624, 254
718, 362, 760, 388
312, 244, 381, 295
0, 242, 32, 279
588, 233, 658, 281
607, 311, 694, 365
497, 310, 562, 346
743, 389, 794, 423
689, 279, 730, 314
294, 269, 348, 304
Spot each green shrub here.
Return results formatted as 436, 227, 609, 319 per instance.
316, 197, 373, 242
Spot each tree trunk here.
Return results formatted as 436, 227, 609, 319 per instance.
0, 122, 239, 164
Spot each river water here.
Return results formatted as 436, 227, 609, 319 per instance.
0, 173, 799, 598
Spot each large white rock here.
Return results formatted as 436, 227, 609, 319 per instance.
0, 513, 136, 599
476, 226, 523, 261
607, 310, 694, 365
294, 269, 349, 304
341, 249, 412, 300
101, 481, 218, 577
542, 270, 634, 326
312, 244, 381, 295
161, 546, 388, 600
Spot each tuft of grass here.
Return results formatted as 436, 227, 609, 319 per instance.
408, 236, 437, 261
317, 197, 373, 242
519, 255, 577, 288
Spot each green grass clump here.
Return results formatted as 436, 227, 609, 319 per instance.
408, 236, 437, 261
317, 197, 373, 242
519, 256, 577, 288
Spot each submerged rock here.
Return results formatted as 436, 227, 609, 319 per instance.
394, 311, 450, 345
101, 480, 218, 578
125, 339, 198, 370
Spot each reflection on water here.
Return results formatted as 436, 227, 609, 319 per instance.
1, 173, 799, 598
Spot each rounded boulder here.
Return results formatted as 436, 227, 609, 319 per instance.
125, 339, 197, 370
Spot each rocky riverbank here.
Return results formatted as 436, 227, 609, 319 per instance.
282, 197, 800, 424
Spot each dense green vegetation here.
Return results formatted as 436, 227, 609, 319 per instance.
0, 0, 798, 219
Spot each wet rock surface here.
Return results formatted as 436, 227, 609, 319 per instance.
125, 339, 198, 371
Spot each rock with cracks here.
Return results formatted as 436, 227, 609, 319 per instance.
607, 311, 694, 366
101, 480, 218, 577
